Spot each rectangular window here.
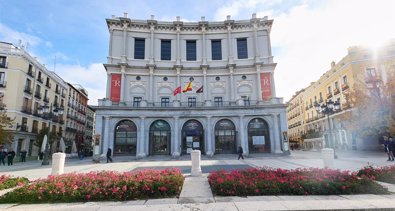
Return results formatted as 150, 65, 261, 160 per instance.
161, 97, 170, 107
366, 68, 377, 77
211, 40, 222, 60
343, 75, 348, 84
0, 56, 6, 68
186, 40, 197, 61
328, 86, 332, 94
241, 96, 250, 106
161, 40, 171, 60
0, 72, 5, 87
237, 38, 248, 59
335, 81, 339, 90
133, 97, 142, 107
188, 97, 196, 107
319, 92, 323, 102
214, 97, 223, 107
134, 38, 145, 59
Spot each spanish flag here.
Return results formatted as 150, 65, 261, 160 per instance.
183, 81, 193, 93
173, 86, 181, 96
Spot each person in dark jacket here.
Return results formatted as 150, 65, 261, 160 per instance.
237, 145, 244, 160
106, 148, 113, 163
20, 150, 27, 162
384, 136, 394, 161
0, 149, 6, 166
7, 150, 15, 166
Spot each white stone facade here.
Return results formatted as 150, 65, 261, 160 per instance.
94, 14, 288, 157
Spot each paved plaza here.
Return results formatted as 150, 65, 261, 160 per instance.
2, 150, 395, 210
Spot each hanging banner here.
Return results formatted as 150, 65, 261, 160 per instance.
110, 74, 121, 102
260, 72, 272, 100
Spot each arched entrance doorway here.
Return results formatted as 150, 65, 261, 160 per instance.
114, 120, 137, 156
247, 118, 270, 153
149, 120, 171, 155
182, 119, 204, 155
215, 119, 236, 154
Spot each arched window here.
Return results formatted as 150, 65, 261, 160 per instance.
215, 119, 236, 154
149, 120, 171, 155
247, 118, 270, 153
114, 120, 137, 155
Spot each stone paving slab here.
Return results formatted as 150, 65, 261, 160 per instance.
178, 174, 215, 204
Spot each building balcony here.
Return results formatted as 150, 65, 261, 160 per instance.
45, 82, 51, 88
32, 127, 39, 134
333, 88, 340, 95
20, 125, 29, 132
34, 92, 42, 99
43, 96, 49, 103
21, 105, 32, 114
27, 70, 34, 78
326, 93, 332, 98
37, 77, 43, 84
24, 85, 32, 95
341, 83, 349, 91
0, 81, 6, 88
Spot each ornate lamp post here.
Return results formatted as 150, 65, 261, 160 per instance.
38, 104, 64, 165
314, 99, 340, 159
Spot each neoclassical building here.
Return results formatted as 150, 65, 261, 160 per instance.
94, 13, 288, 158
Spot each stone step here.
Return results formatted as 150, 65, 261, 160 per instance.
178, 174, 214, 204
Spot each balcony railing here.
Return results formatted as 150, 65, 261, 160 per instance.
27, 70, 34, 78
333, 88, 340, 95
37, 77, 43, 83
32, 127, 39, 134
45, 82, 51, 88
56, 88, 61, 94
34, 92, 42, 99
326, 93, 332, 98
0, 81, 6, 88
20, 125, 29, 132
21, 105, 32, 114
43, 96, 49, 103
24, 85, 32, 94
341, 83, 349, 91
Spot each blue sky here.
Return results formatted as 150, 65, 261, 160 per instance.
1, 0, 395, 105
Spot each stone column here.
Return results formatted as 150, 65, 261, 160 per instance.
137, 116, 146, 158
201, 24, 207, 65
273, 114, 282, 153
206, 116, 213, 156
172, 116, 180, 157
227, 24, 234, 64
120, 65, 126, 102
149, 67, 154, 103
253, 23, 259, 63
108, 28, 113, 63
103, 116, 111, 155
122, 23, 127, 63
149, 23, 155, 65
106, 73, 111, 98
229, 66, 235, 101
256, 66, 263, 101
176, 26, 181, 66
203, 68, 208, 102
239, 115, 248, 155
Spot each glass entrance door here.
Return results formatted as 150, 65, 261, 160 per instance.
182, 119, 204, 155
149, 120, 171, 155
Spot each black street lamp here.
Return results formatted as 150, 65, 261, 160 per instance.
314, 99, 340, 159
38, 104, 64, 165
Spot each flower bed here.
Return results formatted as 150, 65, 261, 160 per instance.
208, 168, 387, 196
0, 175, 29, 190
0, 168, 184, 203
357, 165, 395, 184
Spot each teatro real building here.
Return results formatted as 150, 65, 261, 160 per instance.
94, 13, 288, 158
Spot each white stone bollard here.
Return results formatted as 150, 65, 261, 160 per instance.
191, 150, 202, 176
51, 152, 66, 175
321, 148, 335, 169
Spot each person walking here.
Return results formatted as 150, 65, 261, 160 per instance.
0, 149, 6, 166
20, 150, 27, 162
106, 148, 113, 163
384, 136, 394, 161
7, 150, 15, 166
237, 145, 244, 160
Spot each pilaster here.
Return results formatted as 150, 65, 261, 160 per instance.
239, 115, 248, 155
137, 116, 146, 158
206, 116, 214, 156
172, 116, 180, 157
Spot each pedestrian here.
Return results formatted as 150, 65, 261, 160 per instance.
0, 149, 6, 166
237, 145, 244, 160
7, 149, 15, 166
106, 148, 113, 163
39, 151, 44, 160
20, 150, 27, 162
384, 136, 394, 161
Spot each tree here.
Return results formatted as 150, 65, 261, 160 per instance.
34, 127, 60, 150
0, 105, 14, 146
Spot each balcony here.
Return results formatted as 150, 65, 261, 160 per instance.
341, 83, 349, 91
0, 61, 8, 68
21, 105, 32, 114
54, 102, 59, 107
326, 93, 332, 98
34, 92, 42, 99
37, 77, 43, 83
45, 82, 51, 88
0, 81, 6, 88
56, 88, 61, 94
43, 96, 49, 103
61, 92, 66, 98
24, 85, 32, 94
20, 125, 29, 132
27, 70, 34, 78
333, 88, 340, 95
32, 127, 38, 134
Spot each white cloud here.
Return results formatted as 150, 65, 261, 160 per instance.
56, 63, 107, 105
215, 0, 395, 101
0, 23, 42, 47
45, 41, 53, 48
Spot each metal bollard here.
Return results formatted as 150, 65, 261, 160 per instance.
51, 152, 66, 175
191, 150, 202, 176
321, 148, 335, 169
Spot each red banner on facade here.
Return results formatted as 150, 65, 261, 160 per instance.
110, 74, 121, 102
260, 72, 272, 100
